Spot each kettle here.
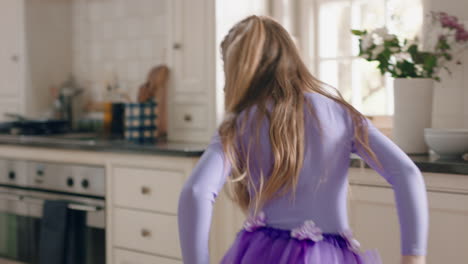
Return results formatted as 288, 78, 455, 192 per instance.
56, 76, 83, 130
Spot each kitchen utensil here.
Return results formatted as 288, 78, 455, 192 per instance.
57, 76, 84, 130
1, 113, 68, 135
124, 102, 157, 144
136, 65, 169, 138
424, 128, 468, 158
137, 65, 169, 103
103, 103, 125, 139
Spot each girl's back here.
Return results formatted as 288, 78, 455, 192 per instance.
248, 92, 355, 232
177, 15, 428, 264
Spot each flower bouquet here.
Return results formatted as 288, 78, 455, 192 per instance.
351, 12, 468, 81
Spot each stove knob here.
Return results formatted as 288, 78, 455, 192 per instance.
8, 171, 15, 180
81, 179, 89, 189
36, 170, 44, 176
66, 177, 74, 187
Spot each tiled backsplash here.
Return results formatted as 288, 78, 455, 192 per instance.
72, 0, 168, 102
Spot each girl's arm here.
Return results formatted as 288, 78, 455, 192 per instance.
178, 134, 230, 264
351, 118, 429, 258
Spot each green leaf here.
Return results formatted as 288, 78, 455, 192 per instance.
423, 55, 437, 76
351, 29, 366, 36
443, 53, 452, 61
398, 60, 418, 77
437, 38, 450, 51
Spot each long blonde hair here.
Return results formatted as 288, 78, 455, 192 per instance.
219, 15, 379, 214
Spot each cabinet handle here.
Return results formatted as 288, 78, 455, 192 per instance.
141, 186, 151, 195
183, 114, 192, 122
141, 229, 151, 238
173, 43, 182, 50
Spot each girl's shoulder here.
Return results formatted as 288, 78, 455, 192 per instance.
304, 92, 348, 115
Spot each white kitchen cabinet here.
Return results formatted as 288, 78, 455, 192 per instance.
114, 249, 182, 264
112, 166, 185, 214
210, 186, 246, 263
113, 208, 181, 258
0, 0, 24, 121
348, 168, 468, 263
168, 0, 216, 143
0, 0, 72, 120
167, 0, 269, 143
106, 157, 197, 264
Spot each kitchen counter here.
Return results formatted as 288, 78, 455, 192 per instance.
350, 153, 468, 176
0, 134, 467, 175
0, 134, 204, 157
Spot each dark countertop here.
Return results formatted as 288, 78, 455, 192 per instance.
0, 134, 205, 157
350, 153, 468, 176
0, 134, 467, 174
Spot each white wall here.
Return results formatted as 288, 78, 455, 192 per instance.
72, 0, 169, 102
424, 0, 468, 128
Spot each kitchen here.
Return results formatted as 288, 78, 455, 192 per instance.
0, 0, 467, 264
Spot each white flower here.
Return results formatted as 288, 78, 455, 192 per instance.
360, 34, 374, 51
361, 53, 370, 59
395, 68, 402, 75
371, 45, 385, 58
394, 52, 411, 62
403, 39, 416, 51
389, 47, 399, 53
415, 64, 423, 74
372, 27, 389, 37
383, 34, 397, 41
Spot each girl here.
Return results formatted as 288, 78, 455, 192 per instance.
178, 16, 428, 264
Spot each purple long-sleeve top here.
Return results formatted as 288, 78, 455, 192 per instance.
178, 92, 428, 263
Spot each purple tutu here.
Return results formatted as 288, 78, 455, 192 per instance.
220, 212, 381, 264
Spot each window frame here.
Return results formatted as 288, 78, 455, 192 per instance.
298, 0, 395, 115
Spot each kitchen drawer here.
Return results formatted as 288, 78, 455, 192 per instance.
114, 248, 182, 264
113, 166, 184, 214
113, 208, 181, 258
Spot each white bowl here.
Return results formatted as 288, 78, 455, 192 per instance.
424, 128, 468, 158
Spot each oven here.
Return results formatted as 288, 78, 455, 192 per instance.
0, 159, 105, 264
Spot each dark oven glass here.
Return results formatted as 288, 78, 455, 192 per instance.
0, 190, 105, 264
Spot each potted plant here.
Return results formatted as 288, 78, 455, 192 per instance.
352, 12, 468, 154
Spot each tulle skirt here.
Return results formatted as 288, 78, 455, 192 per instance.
220, 226, 382, 264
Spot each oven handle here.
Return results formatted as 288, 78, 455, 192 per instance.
0, 192, 103, 212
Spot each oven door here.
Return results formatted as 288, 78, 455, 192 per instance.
0, 186, 105, 264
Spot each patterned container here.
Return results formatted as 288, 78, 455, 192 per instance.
124, 101, 158, 143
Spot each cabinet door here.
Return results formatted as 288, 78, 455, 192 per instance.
348, 185, 400, 262
0, 99, 20, 122
210, 187, 245, 263
349, 184, 468, 263
169, 0, 215, 143
172, 0, 212, 95
425, 190, 468, 263
0, 0, 23, 99
114, 249, 182, 264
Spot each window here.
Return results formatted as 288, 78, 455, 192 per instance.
310, 0, 423, 115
